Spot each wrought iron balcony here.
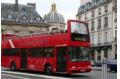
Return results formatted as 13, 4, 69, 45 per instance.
104, 42, 112, 46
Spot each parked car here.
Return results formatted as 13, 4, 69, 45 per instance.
107, 59, 117, 72
94, 61, 102, 67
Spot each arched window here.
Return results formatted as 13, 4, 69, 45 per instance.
98, 8, 101, 15
104, 4, 108, 12
91, 20, 94, 31
8, 7, 12, 12
36, 17, 41, 21
22, 15, 27, 20
22, 8, 27, 15
7, 14, 13, 19
104, 17, 108, 28
22, 8, 26, 12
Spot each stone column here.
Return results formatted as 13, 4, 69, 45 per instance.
101, 50, 104, 61
95, 50, 98, 61
111, 43, 115, 59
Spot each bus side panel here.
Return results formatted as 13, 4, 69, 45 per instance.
1, 56, 20, 69
11, 57, 21, 69
42, 58, 56, 72
27, 57, 56, 72
1, 56, 10, 68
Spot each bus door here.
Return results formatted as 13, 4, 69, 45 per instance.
21, 48, 27, 69
56, 47, 67, 72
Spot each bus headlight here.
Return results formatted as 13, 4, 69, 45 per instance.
72, 66, 76, 69
88, 66, 91, 68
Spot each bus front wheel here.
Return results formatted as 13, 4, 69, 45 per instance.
10, 62, 16, 71
45, 64, 53, 75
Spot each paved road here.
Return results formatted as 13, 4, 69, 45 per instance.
1, 68, 117, 79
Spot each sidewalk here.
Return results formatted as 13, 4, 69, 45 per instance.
92, 67, 102, 71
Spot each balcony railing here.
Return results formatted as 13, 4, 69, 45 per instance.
104, 42, 112, 46
104, 24, 108, 28
90, 42, 112, 47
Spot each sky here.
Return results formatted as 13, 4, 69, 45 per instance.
1, 0, 81, 23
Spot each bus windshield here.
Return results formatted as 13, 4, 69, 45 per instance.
71, 22, 88, 34
69, 47, 90, 61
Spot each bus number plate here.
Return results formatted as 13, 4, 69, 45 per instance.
80, 69, 85, 72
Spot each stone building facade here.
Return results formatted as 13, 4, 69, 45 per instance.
1, 0, 49, 36
77, 0, 117, 61
112, 0, 117, 59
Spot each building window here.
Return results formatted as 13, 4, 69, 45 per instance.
8, 7, 12, 13
29, 31, 34, 34
5, 31, 14, 34
97, 50, 101, 60
104, 5, 108, 13
1, 30, 5, 34
14, 30, 19, 35
104, 17, 108, 28
91, 20, 94, 31
85, 14, 87, 20
22, 8, 26, 11
19, 31, 27, 36
90, 50, 95, 61
22, 8, 27, 14
22, 15, 27, 20
98, 8, 101, 15
114, 18, 117, 23
36, 17, 41, 21
91, 10, 94, 17
97, 19, 101, 30
7, 14, 13, 19
104, 49, 108, 58
104, 32, 107, 43
91, 33, 94, 44
21, 15, 28, 23
98, 32, 101, 44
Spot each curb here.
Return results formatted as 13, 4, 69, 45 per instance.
92, 67, 102, 71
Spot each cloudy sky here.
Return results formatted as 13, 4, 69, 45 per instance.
1, 0, 81, 23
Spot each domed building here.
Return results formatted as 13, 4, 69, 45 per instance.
44, 2, 65, 33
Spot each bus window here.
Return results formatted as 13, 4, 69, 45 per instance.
46, 48, 54, 57
2, 48, 20, 56
69, 47, 90, 61
71, 22, 88, 34
28, 47, 54, 57
70, 22, 89, 41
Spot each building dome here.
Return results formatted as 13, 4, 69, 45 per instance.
44, 2, 65, 23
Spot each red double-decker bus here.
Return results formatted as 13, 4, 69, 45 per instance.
2, 20, 91, 74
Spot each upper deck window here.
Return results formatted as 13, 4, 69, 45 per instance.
71, 22, 88, 34
70, 21, 89, 41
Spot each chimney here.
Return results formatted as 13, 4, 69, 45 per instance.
27, 3, 36, 10
15, 0, 18, 12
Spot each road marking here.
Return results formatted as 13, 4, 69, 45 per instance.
2, 71, 70, 79
2, 73, 30, 79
